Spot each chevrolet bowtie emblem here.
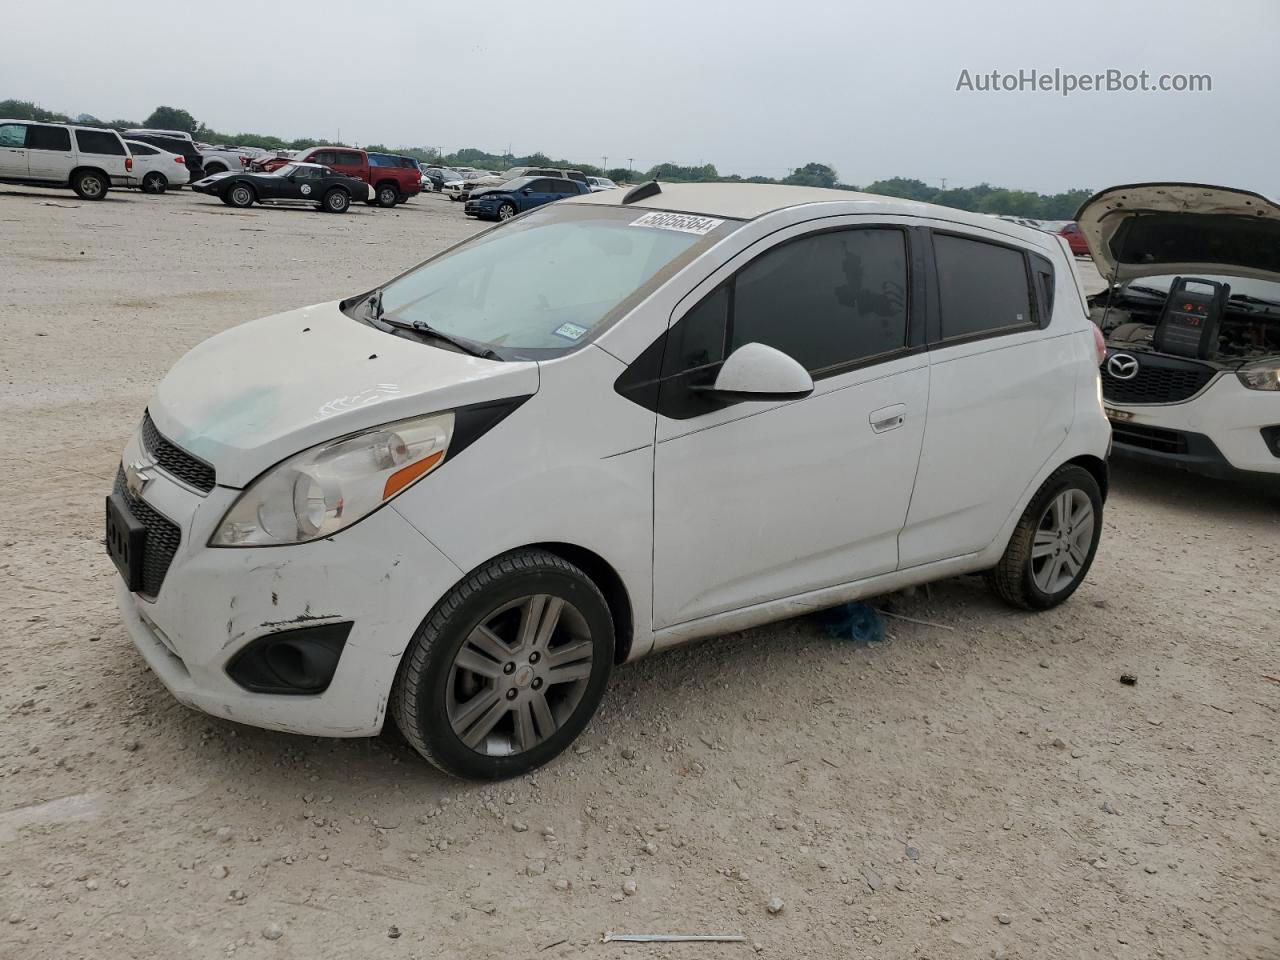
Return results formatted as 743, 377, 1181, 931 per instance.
124, 459, 154, 499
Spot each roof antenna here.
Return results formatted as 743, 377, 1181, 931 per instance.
622, 181, 661, 205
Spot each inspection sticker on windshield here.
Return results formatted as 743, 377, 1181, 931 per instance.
553, 322, 589, 341
629, 211, 724, 235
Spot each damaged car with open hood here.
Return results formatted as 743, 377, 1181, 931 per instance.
106, 182, 1111, 779
1083, 182, 1280, 485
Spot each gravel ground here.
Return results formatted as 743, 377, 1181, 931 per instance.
1, 185, 1277, 960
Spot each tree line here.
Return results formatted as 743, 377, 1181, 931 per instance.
1, 99, 1091, 220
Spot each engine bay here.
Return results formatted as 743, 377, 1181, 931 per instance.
1089, 277, 1280, 366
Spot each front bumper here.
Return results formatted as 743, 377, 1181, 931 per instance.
464, 200, 498, 218
111, 427, 463, 736
1105, 373, 1280, 482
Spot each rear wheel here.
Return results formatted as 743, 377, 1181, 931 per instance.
497, 201, 516, 221
71, 169, 108, 200
391, 550, 614, 780
204, 162, 227, 176
988, 464, 1103, 610
322, 189, 350, 213
227, 183, 254, 208
142, 172, 168, 194
376, 183, 398, 208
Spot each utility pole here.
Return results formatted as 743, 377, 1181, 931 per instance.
602, 156, 608, 171
627, 158, 634, 180
940, 177, 948, 189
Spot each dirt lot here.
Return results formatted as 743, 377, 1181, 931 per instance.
1, 185, 1276, 960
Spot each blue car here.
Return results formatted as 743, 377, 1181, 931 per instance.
464, 176, 590, 221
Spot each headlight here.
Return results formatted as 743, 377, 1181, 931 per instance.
1237, 364, 1280, 391
211, 412, 454, 547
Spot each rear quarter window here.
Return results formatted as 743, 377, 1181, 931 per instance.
74, 130, 126, 156
933, 233, 1035, 339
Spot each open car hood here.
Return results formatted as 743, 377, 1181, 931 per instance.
1075, 182, 1280, 284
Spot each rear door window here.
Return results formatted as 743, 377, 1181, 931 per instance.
0, 123, 29, 147
335, 151, 362, 166
75, 130, 126, 155
28, 125, 71, 151
730, 227, 910, 374
933, 234, 1035, 339
128, 142, 158, 156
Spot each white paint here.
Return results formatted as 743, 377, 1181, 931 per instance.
116, 190, 1110, 744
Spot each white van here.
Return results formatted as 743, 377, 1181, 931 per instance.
0, 120, 134, 199
108, 182, 1112, 779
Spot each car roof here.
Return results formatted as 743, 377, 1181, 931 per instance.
566, 182, 1044, 235
288, 162, 330, 170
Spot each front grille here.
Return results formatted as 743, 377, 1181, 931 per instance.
114, 466, 182, 598
142, 411, 215, 493
1100, 354, 1215, 405
1110, 422, 1190, 455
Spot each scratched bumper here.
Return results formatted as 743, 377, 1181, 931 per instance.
111, 431, 463, 737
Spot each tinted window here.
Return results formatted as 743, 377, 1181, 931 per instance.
0, 123, 28, 147
294, 166, 323, 179
369, 154, 393, 167
933, 234, 1034, 338
28, 125, 71, 151
731, 228, 910, 373
75, 130, 125, 155
566, 171, 588, 183
127, 142, 158, 156
663, 284, 728, 377
335, 151, 362, 166
310, 151, 335, 166
549, 180, 578, 195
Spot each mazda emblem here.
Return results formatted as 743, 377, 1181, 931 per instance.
1107, 353, 1139, 381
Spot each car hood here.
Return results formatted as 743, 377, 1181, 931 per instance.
148, 301, 538, 488
193, 171, 236, 186
1076, 182, 1280, 283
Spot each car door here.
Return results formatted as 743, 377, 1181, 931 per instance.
650, 221, 930, 629
898, 227, 1072, 567
0, 122, 30, 178
25, 124, 73, 180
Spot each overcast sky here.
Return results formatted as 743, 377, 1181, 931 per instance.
4, 0, 1275, 194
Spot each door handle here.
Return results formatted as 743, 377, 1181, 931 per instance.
869, 403, 906, 433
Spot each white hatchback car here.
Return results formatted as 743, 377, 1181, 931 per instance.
108, 183, 1111, 779
1081, 183, 1280, 486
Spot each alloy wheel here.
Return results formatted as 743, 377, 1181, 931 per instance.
1031, 489, 1094, 594
445, 595, 594, 756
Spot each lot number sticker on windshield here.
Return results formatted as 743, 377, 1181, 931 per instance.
553, 322, 588, 341
629, 211, 724, 235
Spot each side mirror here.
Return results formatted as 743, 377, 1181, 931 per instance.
703, 342, 813, 400
521, 188, 533, 196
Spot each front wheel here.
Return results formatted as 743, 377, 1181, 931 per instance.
988, 464, 1103, 610
322, 189, 350, 213
226, 183, 254, 208
497, 201, 516, 221
391, 550, 614, 780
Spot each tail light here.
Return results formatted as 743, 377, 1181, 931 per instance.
175, 156, 186, 164
1091, 324, 1107, 366
125, 156, 133, 172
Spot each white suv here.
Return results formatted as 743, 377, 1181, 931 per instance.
1082, 183, 1280, 486
0, 119, 134, 199
108, 182, 1111, 779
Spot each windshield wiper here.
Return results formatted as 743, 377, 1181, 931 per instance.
380, 316, 503, 360
1229, 293, 1280, 311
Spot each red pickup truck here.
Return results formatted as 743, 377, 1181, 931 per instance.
296, 147, 421, 207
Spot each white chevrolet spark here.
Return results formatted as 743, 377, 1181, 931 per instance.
108, 182, 1111, 779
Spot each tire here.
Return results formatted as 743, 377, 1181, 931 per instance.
71, 169, 108, 200
375, 183, 398, 208
142, 172, 168, 194
497, 201, 517, 222
204, 162, 227, 176
988, 464, 1103, 611
226, 183, 254, 208
322, 189, 350, 214
391, 549, 615, 780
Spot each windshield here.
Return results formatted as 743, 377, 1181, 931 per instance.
1122, 274, 1280, 305
374, 205, 741, 358
273, 163, 298, 178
